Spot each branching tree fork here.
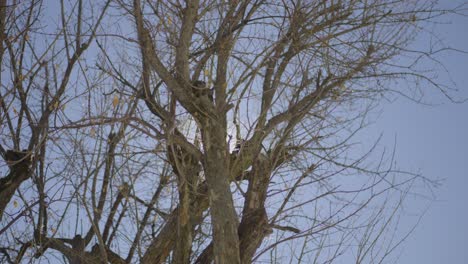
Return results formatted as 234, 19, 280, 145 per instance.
0, 0, 462, 263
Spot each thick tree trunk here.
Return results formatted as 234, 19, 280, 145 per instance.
173, 175, 194, 264
142, 151, 283, 263
195, 155, 272, 264
169, 145, 201, 264
142, 186, 209, 264
202, 120, 241, 264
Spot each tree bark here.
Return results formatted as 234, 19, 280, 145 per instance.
201, 119, 241, 264
195, 154, 273, 264
169, 145, 201, 263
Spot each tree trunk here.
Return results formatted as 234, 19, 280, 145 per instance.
202, 120, 241, 264
195, 155, 273, 264
170, 145, 201, 263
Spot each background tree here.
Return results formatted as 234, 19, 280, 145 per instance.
0, 0, 463, 263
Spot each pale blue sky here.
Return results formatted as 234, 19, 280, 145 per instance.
370, 4, 468, 263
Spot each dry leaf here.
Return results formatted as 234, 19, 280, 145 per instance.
13, 200, 18, 208
24, 34, 30, 41
90, 127, 96, 138
331, 90, 340, 100
112, 95, 119, 108
13, 107, 18, 115
49, 101, 59, 111
339, 84, 346, 91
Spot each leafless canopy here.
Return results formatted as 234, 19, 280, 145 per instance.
0, 0, 461, 263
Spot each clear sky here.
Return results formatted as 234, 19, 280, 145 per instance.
369, 3, 468, 263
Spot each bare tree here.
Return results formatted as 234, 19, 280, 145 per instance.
0, 0, 462, 263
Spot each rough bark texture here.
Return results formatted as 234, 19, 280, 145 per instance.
141, 183, 210, 264
195, 154, 273, 264
201, 120, 241, 264
238, 156, 273, 263
168, 144, 201, 263
142, 155, 242, 263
